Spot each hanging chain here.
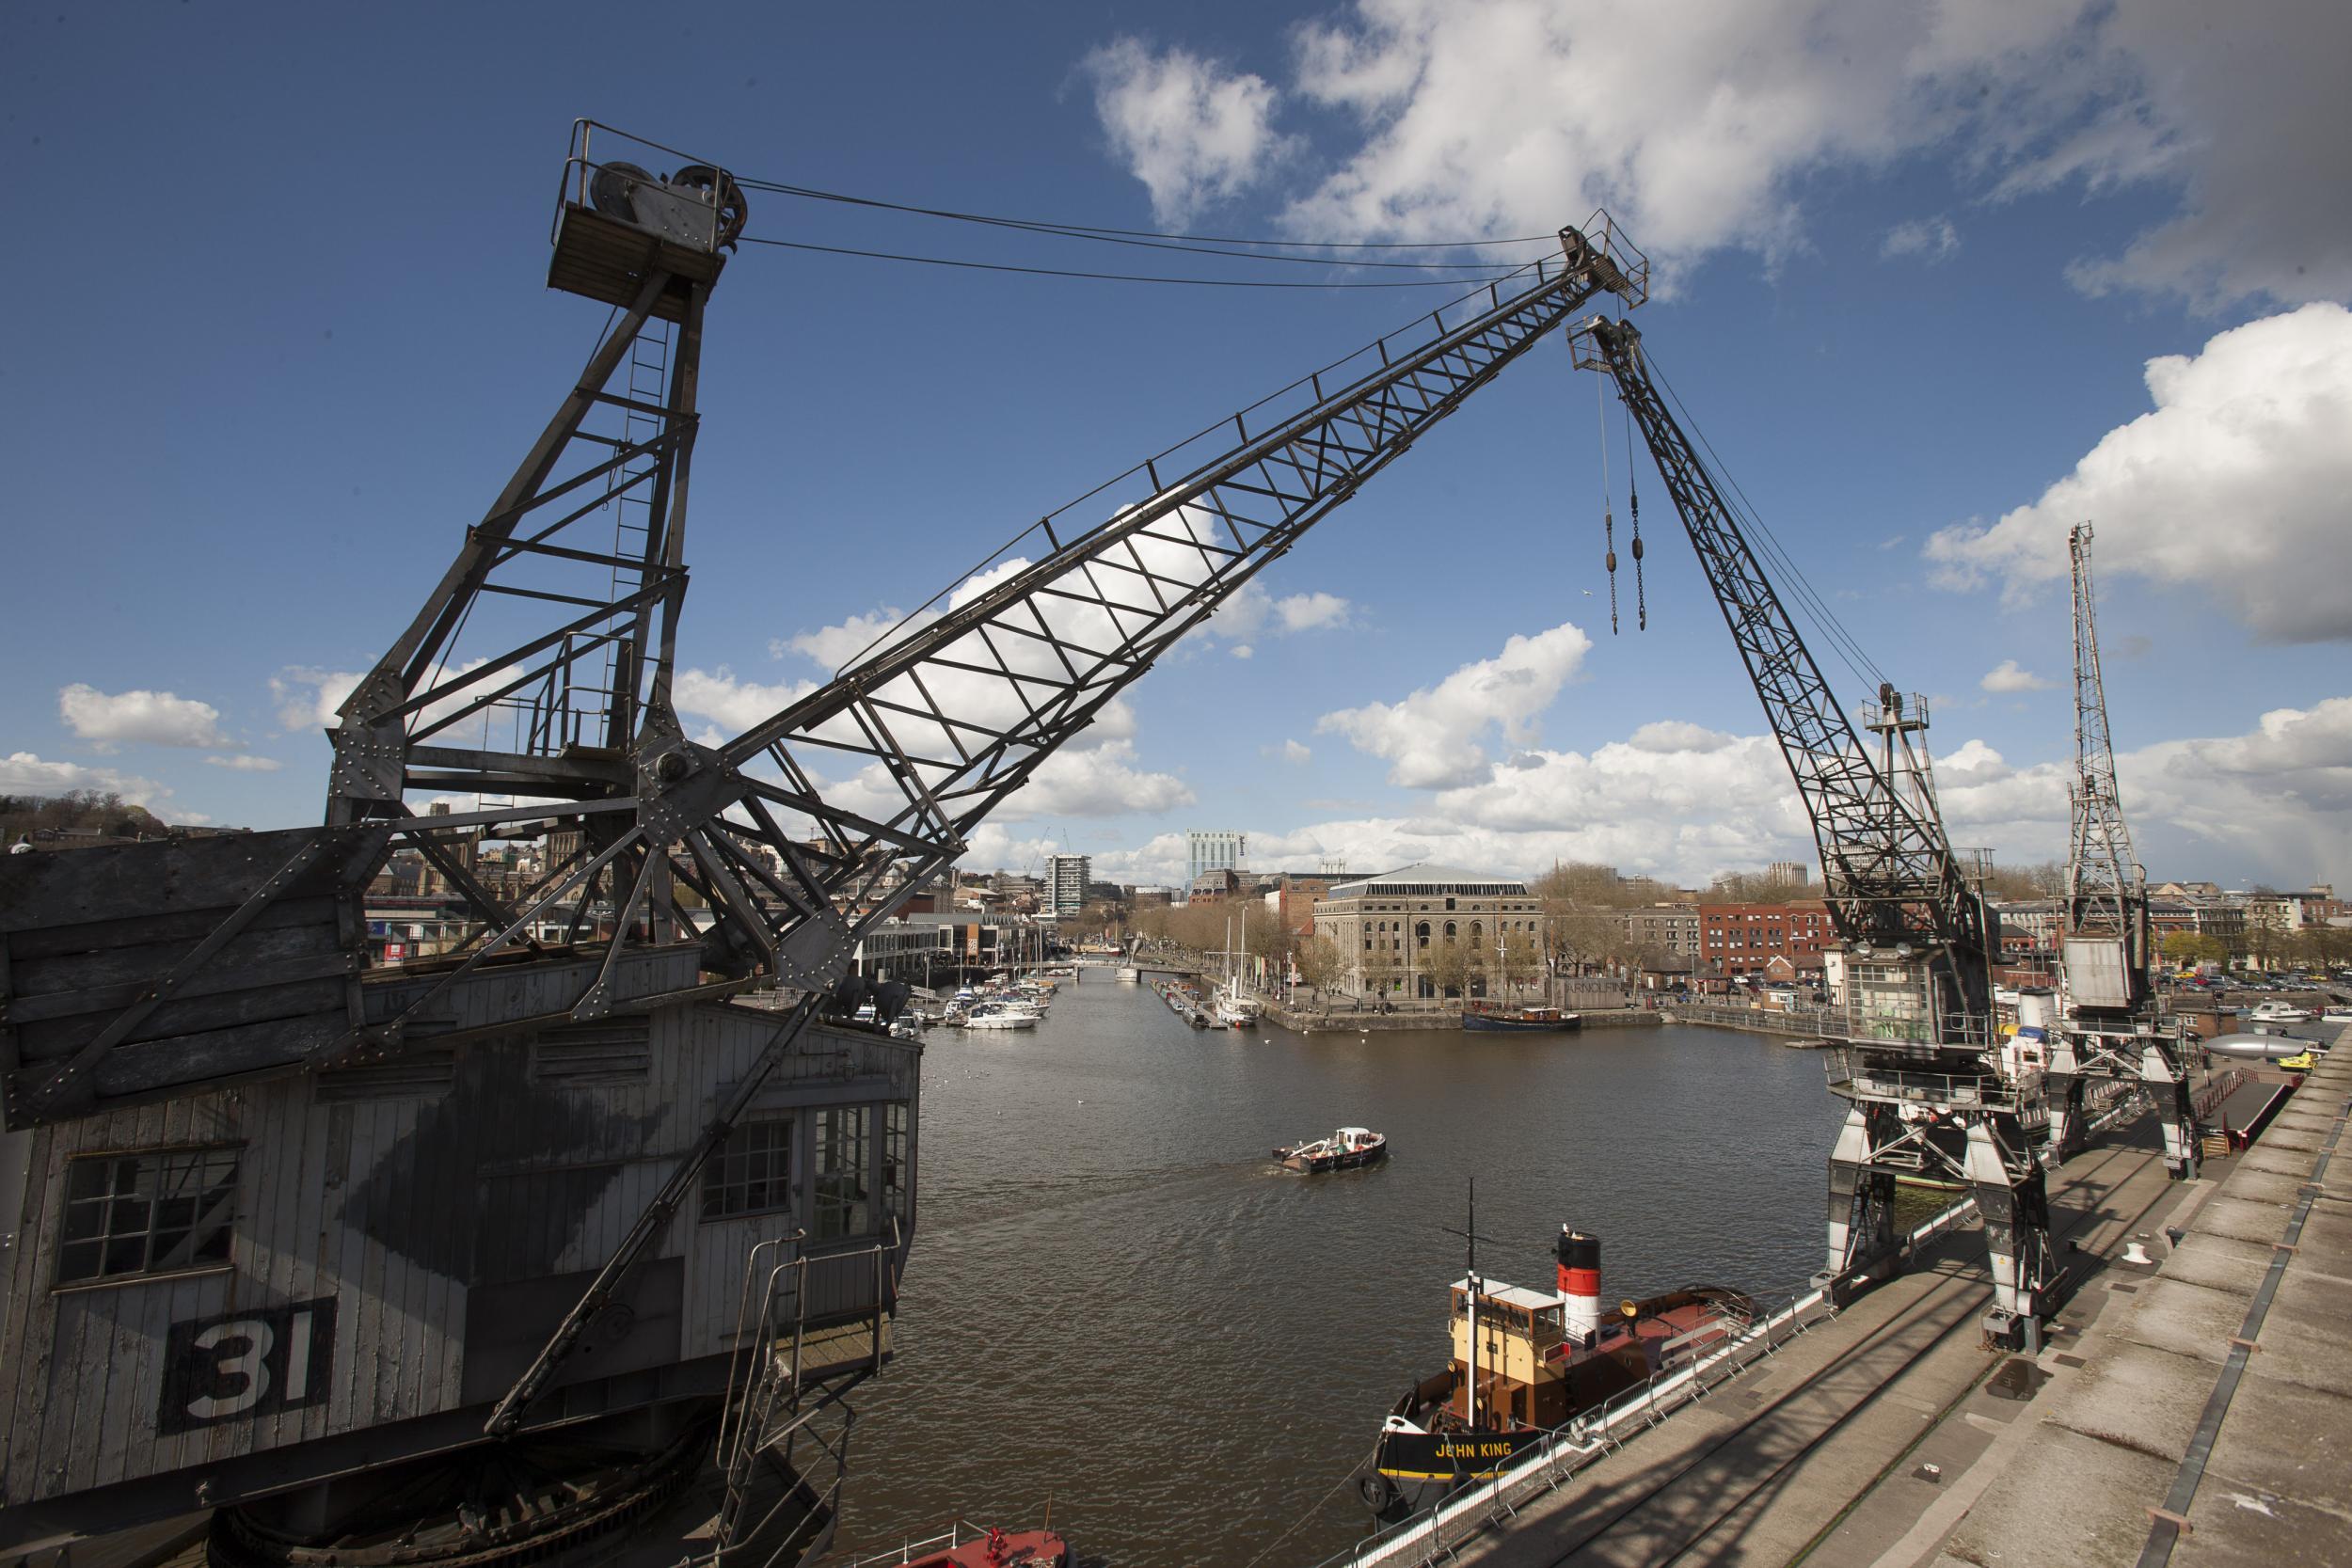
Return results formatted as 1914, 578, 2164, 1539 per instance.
1597, 374, 1619, 634
1625, 392, 1645, 630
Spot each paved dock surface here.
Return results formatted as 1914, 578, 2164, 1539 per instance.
1437, 1051, 2352, 1567
1929, 1046, 2351, 1568
1440, 1123, 2194, 1568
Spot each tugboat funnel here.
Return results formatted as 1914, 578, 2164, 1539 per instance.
1557, 1227, 1603, 1343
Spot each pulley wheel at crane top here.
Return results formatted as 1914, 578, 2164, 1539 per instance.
667, 163, 748, 249
589, 160, 657, 221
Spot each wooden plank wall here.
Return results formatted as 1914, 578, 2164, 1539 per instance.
0, 1005, 918, 1510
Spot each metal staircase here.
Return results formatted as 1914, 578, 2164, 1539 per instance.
708, 1227, 900, 1567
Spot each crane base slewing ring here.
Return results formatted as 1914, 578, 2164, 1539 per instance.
207, 1412, 714, 1568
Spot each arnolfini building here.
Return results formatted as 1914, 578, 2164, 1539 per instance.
1312, 863, 1547, 999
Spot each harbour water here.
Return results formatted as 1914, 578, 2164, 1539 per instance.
830, 974, 1851, 1566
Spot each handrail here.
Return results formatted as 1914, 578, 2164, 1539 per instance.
1311, 1190, 1986, 1568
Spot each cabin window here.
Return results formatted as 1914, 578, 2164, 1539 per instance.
56, 1146, 240, 1288
882, 1102, 912, 1227
816, 1106, 872, 1241
702, 1117, 793, 1221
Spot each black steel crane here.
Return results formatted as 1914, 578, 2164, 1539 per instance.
478, 204, 1654, 1432
1568, 316, 2059, 1348
2, 117, 1655, 1448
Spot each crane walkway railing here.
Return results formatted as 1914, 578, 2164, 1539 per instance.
826, 1518, 1049, 1568
707, 1222, 902, 1568
1304, 1186, 2010, 1568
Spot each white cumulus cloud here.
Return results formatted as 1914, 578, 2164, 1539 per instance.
1927, 303, 2352, 642
58, 684, 227, 749
673, 667, 820, 736
1070, 698, 2352, 893
1083, 38, 1293, 223
771, 608, 909, 672
1086, 1, 2348, 307
271, 667, 362, 732
270, 659, 497, 737
0, 752, 171, 806
1882, 215, 1959, 262
1200, 580, 1355, 646
1980, 660, 2056, 694
1317, 622, 1591, 788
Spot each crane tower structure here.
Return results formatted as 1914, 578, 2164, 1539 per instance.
0, 122, 1650, 1565
2044, 522, 2200, 1177
1570, 316, 2060, 1350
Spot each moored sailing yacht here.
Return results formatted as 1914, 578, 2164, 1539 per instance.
1216, 911, 1263, 1027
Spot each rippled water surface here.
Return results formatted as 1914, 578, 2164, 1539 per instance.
829, 976, 1849, 1566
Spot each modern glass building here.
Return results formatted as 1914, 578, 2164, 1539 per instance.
1186, 831, 1247, 901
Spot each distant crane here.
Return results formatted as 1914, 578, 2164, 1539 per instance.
2047, 522, 2200, 1176
1572, 316, 2058, 1349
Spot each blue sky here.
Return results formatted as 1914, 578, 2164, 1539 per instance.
6, 2, 2348, 891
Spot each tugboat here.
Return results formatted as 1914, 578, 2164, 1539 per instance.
1272, 1126, 1389, 1172
1360, 1224, 1754, 1516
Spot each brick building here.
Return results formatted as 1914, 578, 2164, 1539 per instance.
1699, 899, 1834, 979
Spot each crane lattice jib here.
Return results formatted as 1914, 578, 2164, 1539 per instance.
1572, 318, 1992, 1042
683, 223, 1642, 976
290, 220, 1645, 1067
2066, 521, 2137, 939
477, 224, 1644, 1432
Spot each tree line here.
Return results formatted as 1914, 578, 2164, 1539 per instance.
2, 790, 171, 847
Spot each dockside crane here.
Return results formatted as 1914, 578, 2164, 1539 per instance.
1569, 317, 2059, 1349
0, 123, 1653, 1561
2046, 522, 2199, 1177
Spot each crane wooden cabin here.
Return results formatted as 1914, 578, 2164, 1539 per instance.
0, 124, 919, 1567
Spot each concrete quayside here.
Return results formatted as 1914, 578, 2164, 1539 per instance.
1311, 1044, 2348, 1567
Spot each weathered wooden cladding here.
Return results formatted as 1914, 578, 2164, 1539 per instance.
1, 828, 739, 1128
0, 998, 918, 1535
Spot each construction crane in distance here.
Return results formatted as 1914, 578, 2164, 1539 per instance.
2046, 521, 2200, 1177
1569, 315, 2060, 1351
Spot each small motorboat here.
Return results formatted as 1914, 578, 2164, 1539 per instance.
1274, 1126, 1388, 1172
837, 1522, 1068, 1568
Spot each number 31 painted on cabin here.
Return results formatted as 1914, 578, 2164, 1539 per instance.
158, 1298, 338, 1434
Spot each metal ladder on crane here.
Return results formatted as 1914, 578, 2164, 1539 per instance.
708, 1226, 899, 1568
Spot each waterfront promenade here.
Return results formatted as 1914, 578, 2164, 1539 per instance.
1371, 1048, 2350, 1567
